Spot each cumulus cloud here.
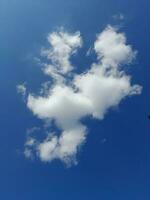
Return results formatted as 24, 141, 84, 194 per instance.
41, 29, 82, 79
20, 25, 142, 166
94, 25, 136, 69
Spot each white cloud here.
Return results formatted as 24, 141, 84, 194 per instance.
41, 29, 82, 78
21, 25, 142, 166
94, 26, 136, 69
37, 125, 86, 165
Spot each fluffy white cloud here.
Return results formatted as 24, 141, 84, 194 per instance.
94, 26, 136, 69
37, 125, 86, 164
41, 29, 82, 77
21, 26, 142, 165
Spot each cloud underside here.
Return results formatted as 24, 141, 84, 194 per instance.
22, 25, 142, 165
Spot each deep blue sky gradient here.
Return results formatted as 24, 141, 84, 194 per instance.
0, 0, 150, 199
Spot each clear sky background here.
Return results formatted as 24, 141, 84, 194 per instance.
0, 0, 150, 199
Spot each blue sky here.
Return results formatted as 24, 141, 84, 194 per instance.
0, 0, 150, 199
